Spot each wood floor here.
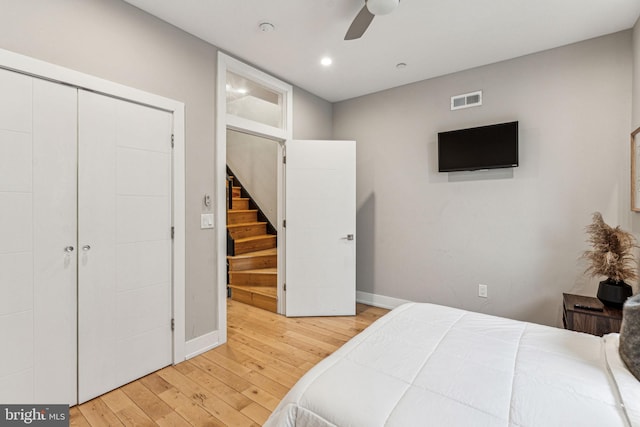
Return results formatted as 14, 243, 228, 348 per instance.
70, 300, 389, 426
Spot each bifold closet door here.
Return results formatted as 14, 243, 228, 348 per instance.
77, 90, 173, 403
0, 70, 78, 404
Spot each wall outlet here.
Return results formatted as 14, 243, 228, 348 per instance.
478, 284, 488, 298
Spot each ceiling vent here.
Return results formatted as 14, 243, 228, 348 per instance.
451, 91, 482, 110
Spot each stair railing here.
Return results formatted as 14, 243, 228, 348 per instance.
226, 175, 235, 257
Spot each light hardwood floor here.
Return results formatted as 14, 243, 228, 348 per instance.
70, 300, 389, 426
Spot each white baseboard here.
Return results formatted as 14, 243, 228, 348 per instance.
184, 330, 221, 360
356, 291, 412, 310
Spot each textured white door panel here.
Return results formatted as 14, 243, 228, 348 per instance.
78, 90, 172, 403
0, 68, 31, 132
0, 66, 175, 406
0, 71, 78, 405
0, 131, 31, 192
32, 79, 78, 405
285, 140, 356, 317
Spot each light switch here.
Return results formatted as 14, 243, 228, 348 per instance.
201, 213, 214, 229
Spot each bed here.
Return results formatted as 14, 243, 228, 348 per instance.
264, 302, 640, 427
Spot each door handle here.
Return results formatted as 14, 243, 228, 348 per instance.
64, 246, 75, 253
341, 234, 354, 241
82, 245, 91, 251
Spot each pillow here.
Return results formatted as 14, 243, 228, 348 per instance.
619, 293, 640, 381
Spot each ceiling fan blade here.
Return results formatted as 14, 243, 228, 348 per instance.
344, 4, 375, 40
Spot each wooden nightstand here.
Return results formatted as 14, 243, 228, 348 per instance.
562, 293, 623, 336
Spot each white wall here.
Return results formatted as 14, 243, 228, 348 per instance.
333, 31, 633, 327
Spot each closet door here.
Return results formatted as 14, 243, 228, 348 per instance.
77, 90, 173, 403
0, 70, 77, 404
33, 79, 78, 404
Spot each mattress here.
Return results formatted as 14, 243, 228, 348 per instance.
264, 303, 640, 427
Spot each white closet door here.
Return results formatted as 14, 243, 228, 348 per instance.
0, 68, 37, 403
33, 79, 78, 404
0, 70, 77, 404
77, 90, 173, 403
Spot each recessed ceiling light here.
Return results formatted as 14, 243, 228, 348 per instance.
259, 22, 275, 32
321, 57, 333, 67
237, 88, 248, 94
396, 62, 407, 69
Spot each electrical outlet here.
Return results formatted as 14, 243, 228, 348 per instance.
478, 284, 488, 298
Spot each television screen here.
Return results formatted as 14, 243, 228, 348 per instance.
438, 121, 518, 172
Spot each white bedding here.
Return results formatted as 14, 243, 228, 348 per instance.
264, 303, 640, 427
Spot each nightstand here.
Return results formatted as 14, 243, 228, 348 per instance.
562, 293, 623, 336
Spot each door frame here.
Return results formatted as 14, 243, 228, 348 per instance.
216, 52, 293, 338
0, 48, 187, 363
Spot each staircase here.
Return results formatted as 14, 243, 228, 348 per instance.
227, 174, 278, 313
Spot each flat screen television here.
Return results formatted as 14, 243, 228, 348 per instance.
438, 121, 518, 172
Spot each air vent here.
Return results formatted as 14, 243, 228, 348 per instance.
451, 91, 482, 111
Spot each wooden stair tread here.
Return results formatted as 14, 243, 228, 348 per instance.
228, 285, 277, 298
228, 209, 257, 214
227, 221, 267, 228
227, 247, 277, 260
235, 234, 276, 243
230, 268, 277, 275
226, 168, 277, 312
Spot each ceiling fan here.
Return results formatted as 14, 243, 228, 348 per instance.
344, 0, 400, 40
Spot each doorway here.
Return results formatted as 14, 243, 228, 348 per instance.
215, 53, 292, 341
226, 129, 281, 312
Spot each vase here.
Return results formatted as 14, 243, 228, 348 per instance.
597, 278, 633, 308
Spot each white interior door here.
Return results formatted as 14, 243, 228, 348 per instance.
284, 140, 356, 317
78, 90, 173, 403
0, 70, 77, 404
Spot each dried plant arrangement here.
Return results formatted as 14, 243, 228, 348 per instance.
582, 212, 637, 307
583, 212, 638, 281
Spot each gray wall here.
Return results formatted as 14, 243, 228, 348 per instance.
293, 87, 334, 140
333, 31, 633, 327
227, 130, 279, 225
3, 0, 633, 333
633, 18, 640, 128
632, 19, 640, 235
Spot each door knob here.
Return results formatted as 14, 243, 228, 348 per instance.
82, 245, 91, 251
341, 234, 354, 241
64, 246, 75, 253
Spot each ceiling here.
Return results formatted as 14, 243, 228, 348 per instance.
122, 0, 640, 103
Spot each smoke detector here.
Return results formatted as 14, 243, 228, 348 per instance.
259, 22, 275, 32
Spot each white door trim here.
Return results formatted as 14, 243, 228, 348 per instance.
216, 52, 293, 333
0, 48, 186, 364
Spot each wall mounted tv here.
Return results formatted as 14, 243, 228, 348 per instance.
438, 121, 519, 172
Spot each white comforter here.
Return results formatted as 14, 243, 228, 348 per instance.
264, 303, 640, 427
